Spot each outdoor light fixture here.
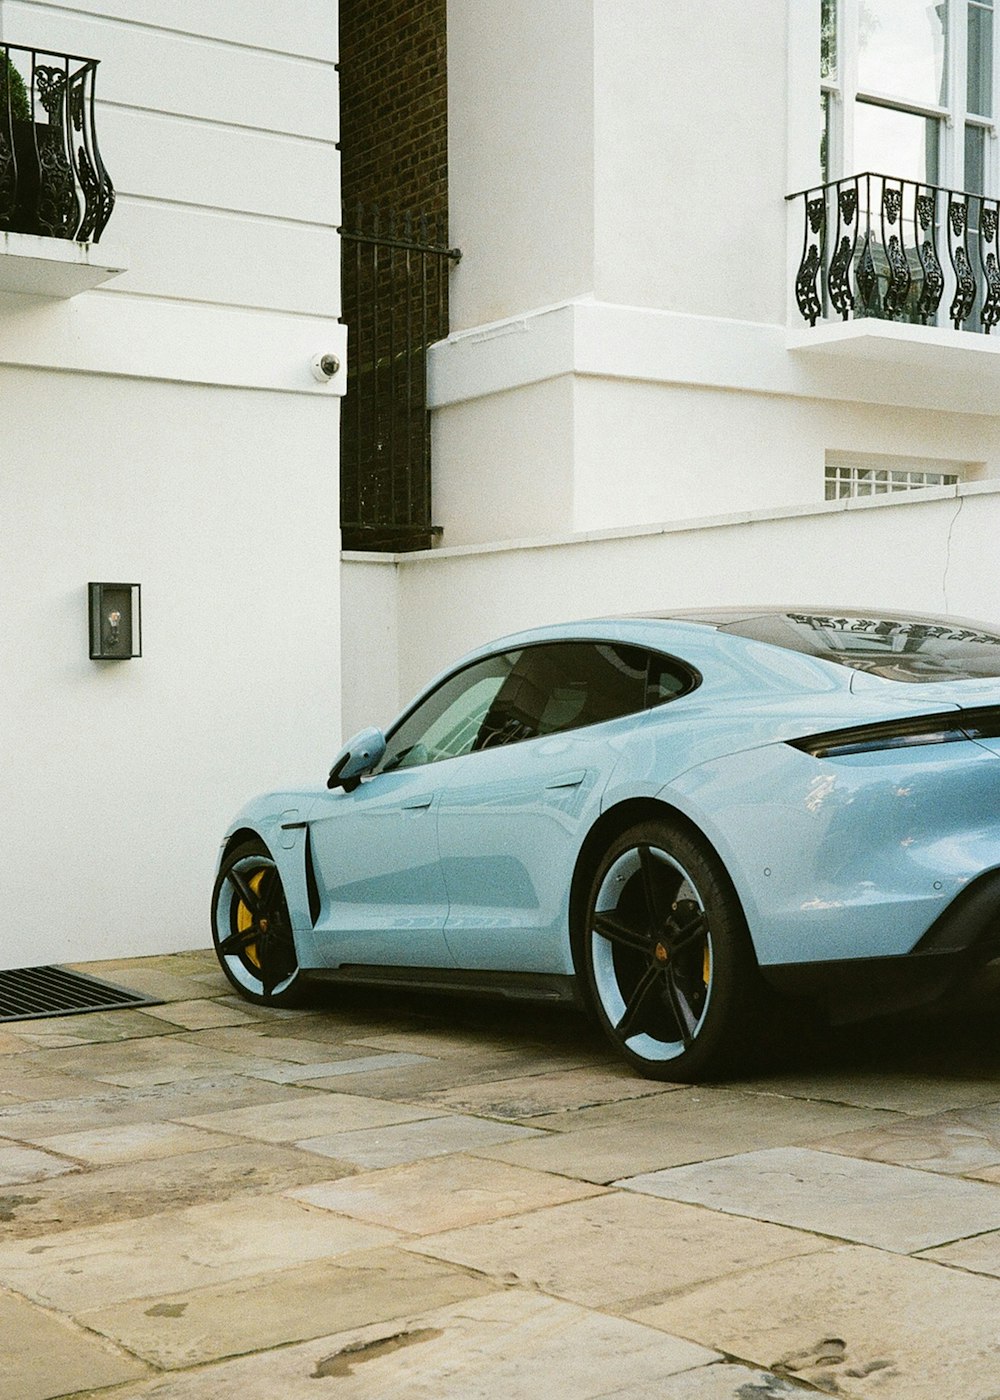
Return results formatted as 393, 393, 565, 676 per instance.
88, 582, 141, 660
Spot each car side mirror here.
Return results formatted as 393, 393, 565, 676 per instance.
327, 727, 387, 792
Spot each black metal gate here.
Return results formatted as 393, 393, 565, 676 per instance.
339, 206, 461, 551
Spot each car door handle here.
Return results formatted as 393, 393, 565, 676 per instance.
401, 796, 435, 811
545, 771, 587, 790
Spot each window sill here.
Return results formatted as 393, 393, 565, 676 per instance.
0, 232, 128, 298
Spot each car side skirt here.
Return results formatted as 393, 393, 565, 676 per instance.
306, 964, 581, 1005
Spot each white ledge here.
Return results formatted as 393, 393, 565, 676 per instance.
787, 316, 1000, 364
342, 478, 1000, 565
428, 299, 1000, 417
0, 232, 128, 297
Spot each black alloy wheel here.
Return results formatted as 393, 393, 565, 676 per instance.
211, 839, 302, 1005
581, 818, 757, 1081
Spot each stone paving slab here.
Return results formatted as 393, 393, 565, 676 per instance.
590, 1368, 819, 1399
78, 1247, 498, 1370
176, 1090, 439, 1142
176, 1025, 386, 1062
472, 1087, 893, 1183
31, 1119, 236, 1166
407, 1191, 830, 1313
65, 963, 225, 1008
344, 1026, 550, 1059
919, 1228, 1000, 1276
632, 1243, 1000, 1399
0, 1196, 399, 1312
140, 1000, 259, 1030
736, 1069, 1000, 1115
812, 1101, 1000, 1175
295, 1112, 544, 1168
0, 1074, 307, 1140
285, 1152, 605, 1233
246, 1051, 434, 1083
3, 1008, 176, 1049
0, 1139, 79, 1186
421, 1066, 676, 1119
0, 1029, 33, 1054
300, 1052, 603, 1102
0, 1289, 149, 1400
84, 1289, 723, 1399
0, 1139, 345, 1237
0, 1063, 126, 1103
33, 1035, 274, 1089
66, 955, 230, 1004
616, 1146, 1000, 1253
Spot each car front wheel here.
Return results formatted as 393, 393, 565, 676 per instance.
581, 819, 757, 1081
211, 839, 303, 1006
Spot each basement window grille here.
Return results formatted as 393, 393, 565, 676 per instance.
0, 965, 160, 1022
825, 464, 960, 500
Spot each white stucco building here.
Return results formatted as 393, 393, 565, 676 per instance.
1, 2, 344, 969
343, 0, 1000, 743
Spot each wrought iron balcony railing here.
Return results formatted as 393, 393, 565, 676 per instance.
0, 42, 114, 243
788, 172, 1000, 335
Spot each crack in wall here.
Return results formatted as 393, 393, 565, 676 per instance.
943, 493, 965, 613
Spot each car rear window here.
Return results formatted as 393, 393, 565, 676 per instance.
715, 611, 1000, 683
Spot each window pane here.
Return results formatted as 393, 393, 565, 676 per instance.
477, 642, 649, 748
380, 652, 516, 770
822, 0, 838, 79
968, 1, 994, 116
858, 0, 948, 106
648, 656, 695, 706
965, 121, 986, 191
855, 100, 940, 182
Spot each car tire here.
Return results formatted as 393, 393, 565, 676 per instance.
211, 839, 304, 1006
580, 818, 758, 1081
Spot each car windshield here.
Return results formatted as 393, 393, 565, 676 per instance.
713, 610, 1000, 683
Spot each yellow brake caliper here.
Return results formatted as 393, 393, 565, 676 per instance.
236, 869, 265, 968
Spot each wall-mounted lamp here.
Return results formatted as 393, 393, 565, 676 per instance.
89, 582, 141, 660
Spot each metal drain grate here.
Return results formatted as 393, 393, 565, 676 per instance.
0, 965, 161, 1022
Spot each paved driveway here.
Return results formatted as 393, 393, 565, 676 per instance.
3, 951, 1000, 1398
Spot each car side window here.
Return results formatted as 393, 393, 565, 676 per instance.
377, 642, 696, 774
475, 642, 652, 748
378, 652, 518, 773
648, 652, 695, 707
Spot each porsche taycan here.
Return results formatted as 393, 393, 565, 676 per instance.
212, 608, 1000, 1079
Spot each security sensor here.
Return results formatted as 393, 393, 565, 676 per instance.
311, 352, 341, 382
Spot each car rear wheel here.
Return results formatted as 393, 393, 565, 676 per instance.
581, 819, 757, 1081
212, 839, 303, 1005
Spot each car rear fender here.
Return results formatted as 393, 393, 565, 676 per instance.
657, 737, 1000, 966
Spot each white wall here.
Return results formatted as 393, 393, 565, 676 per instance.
446, 0, 594, 329
0, 2, 342, 967
592, 0, 789, 323
342, 485, 1000, 728
434, 0, 1000, 557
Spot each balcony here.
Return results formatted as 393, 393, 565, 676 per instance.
0, 42, 114, 245
785, 172, 1000, 407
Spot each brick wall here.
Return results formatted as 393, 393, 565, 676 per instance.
339, 0, 448, 224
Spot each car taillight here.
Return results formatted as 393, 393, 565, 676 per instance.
789, 706, 1000, 759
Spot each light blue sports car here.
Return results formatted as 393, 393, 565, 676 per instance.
212, 608, 1000, 1080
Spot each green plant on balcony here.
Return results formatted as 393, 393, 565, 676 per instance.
0, 52, 30, 123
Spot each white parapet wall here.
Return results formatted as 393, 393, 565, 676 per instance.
342, 482, 1000, 732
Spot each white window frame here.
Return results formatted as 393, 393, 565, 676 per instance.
822, 0, 1000, 194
